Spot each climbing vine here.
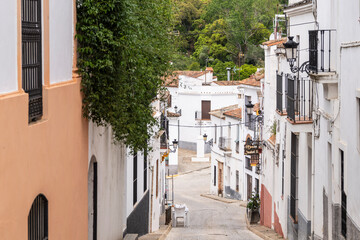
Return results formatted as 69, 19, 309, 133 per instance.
76, 0, 173, 152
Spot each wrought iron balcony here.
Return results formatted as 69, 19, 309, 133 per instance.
219, 137, 232, 151
286, 74, 313, 124
309, 30, 336, 74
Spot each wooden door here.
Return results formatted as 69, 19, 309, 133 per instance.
218, 162, 224, 195
201, 100, 211, 120
247, 174, 252, 200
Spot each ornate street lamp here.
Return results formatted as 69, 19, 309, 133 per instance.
169, 139, 178, 153
283, 36, 309, 74
245, 101, 255, 116
203, 133, 213, 146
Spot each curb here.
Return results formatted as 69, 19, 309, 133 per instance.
178, 166, 210, 176
245, 214, 283, 240
200, 194, 247, 207
158, 222, 172, 240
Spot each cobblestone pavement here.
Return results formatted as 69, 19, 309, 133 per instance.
166, 167, 262, 240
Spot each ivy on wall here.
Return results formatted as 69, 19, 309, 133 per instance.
76, 0, 173, 152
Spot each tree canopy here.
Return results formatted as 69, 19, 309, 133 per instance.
171, 0, 285, 80
77, 0, 173, 152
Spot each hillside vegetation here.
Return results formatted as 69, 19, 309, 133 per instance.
171, 0, 286, 80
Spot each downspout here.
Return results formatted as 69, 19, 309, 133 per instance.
149, 165, 154, 232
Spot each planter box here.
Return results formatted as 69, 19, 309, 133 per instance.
247, 209, 260, 224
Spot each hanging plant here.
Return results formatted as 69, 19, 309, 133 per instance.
76, 0, 173, 152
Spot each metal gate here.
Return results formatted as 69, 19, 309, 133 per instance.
22, 0, 43, 122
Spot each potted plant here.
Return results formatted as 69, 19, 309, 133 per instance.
247, 192, 260, 224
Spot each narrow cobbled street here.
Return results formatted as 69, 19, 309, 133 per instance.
166, 166, 262, 240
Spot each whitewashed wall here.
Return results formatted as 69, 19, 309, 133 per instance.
49, 0, 73, 84
0, 1, 17, 94
88, 122, 127, 240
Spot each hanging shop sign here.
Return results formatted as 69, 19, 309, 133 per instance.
250, 154, 260, 167
244, 138, 261, 155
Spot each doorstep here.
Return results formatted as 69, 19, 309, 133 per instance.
245, 214, 284, 240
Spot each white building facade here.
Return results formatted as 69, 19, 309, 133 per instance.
260, 0, 360, 239
209, 80, 263, 201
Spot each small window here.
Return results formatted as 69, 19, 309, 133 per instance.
28, 194, 48, 240
245, 157, 252, 170
236, 171, 239, 192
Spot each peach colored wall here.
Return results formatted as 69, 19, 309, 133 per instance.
260, 184, 272, 228
0, 78, 88, 239
274, 203, 284, 237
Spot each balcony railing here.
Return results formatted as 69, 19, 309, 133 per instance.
276, 72, 283, 113
286, 74, 313, 123
309, 30, 336, 74
219, 137, 231, 151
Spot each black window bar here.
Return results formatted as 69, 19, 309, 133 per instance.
28, 194, 48, 240
286, 74, 296, 122
22, 0, 43, 122
276, 72, 283, 113
290, 133, 298, 221
286, 74, 313, 123
309, 30, 335, 74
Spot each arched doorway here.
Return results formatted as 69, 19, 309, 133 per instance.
88, 156, 97, 240
28, 194, 48, 240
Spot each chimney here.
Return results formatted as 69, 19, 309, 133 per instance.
226, 68, 231, 81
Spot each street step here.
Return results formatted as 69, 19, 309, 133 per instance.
124, 234, 138, 240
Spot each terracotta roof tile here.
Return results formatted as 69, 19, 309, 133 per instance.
164, 70, 215, 87
223, 108, 242, 120
167, 111, 180, 117
213, 72, 263, 87
209, 104, 238, 119
262, 37, 287, 47
268, 134, 276, 146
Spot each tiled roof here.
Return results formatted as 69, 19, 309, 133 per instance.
164, 74, 179, 87
262, 37, 287, 47
253, 103, 260, 113
167, 111, 180, 117
163, 70, 214, 87
209, 104, 238, 119
213, 72, 263, 87
285, 0, 312, 10
223, 108, 242, 120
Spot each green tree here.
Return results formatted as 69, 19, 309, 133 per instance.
77, 0, 173, 152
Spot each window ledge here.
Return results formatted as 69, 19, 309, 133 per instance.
310, 72, 338, 100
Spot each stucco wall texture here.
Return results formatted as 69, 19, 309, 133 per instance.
0, 79, 88, 239
260, 184, 272, 229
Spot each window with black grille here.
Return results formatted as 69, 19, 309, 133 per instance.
28, 194, 48, 240
22, 0, 43, 122
290, 133, 298, 222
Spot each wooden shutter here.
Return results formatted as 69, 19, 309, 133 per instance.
201, 100, 211, 120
